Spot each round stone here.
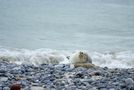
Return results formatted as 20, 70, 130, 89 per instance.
3, 87, 10, 90
0, 77, 8, 82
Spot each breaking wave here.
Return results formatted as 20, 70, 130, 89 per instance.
0, 48, 134, 68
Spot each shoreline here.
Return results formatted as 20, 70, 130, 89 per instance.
0, 61, 134, 90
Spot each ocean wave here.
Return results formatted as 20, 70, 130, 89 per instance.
91, 51, 134, 68
0, 48, 70, 65
0, 48, 134, 68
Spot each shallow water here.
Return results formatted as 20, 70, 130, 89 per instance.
0, 0, 134, 68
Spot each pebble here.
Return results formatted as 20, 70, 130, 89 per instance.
109, 88, 115, 90
31, 86, 44, 90
125, 78, 134, 85
0, 77, 8, 82
0, 61, 134, 90
21, 80, 28, 87
3, 87, 10, 90
75, 71, 84, 78
100, 88, 108, 90
97, 83, 107, 89
90, 70, 102, 76
0, 87, 2, 90
0, 68, 7, 73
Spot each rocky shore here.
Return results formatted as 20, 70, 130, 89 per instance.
0, 61, 134, 90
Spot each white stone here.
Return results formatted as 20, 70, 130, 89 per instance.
0, 77, 8, 82
31, 86, 44, 90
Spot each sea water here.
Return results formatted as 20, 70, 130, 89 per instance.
0, 0, 134, 68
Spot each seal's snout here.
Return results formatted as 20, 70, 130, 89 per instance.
79, 51, 84, 58
79, 51, 83, 55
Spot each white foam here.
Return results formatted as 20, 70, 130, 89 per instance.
91, 51, 134, 68
0, 48, 70, 65
0, 48, 134, 68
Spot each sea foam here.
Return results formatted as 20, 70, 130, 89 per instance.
0, 48, 134, 68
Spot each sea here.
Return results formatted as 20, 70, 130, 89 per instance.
0, 0, 134, 68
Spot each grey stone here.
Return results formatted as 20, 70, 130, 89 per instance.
65, 86, 76, 90
33, 79, 40, 83
112, 82, 119, 86
120, 83, 126, 89
109, 88, 115, 90
55, 64, 65, 68
125, 78, 134, 85
91, 87, 98, 90
56, 86, 65, 90
22, 86, 30, 90
75, 72, 84, 78
66, 68, 73, 72
100, 88, 109, 90
3, 87, 10, 90
13, 66, 21, 70
49, 85, 56, 88
81, 79, 93, 83
0, 77, 8, 82
97, 83, 107, 89
106, 84, 114, 89
44, 87, 51, 90
32, 83, 40, 86
42, 79, 52, 85
0, 68, 7, 73
90, 70, 102, 76
126, 84, 134, 90
31, 86, 44, 90
77, 86, 87, 89
81, 82, 89, 86
26, 76, 34, 81
125, 78, 134, 89
75, 67, 87, 71
10, 70, 20, 74
21, 80, 27, 87
103, 67, 108, 70
0, 87, 2, 90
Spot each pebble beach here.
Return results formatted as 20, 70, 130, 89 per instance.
0, 61, 134, 90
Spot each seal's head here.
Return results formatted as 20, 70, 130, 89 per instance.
70, 51, 92, 64
79, 51, 84, 58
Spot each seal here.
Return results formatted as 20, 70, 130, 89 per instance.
70, 51, 92, 64
70, 51, 95, 68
